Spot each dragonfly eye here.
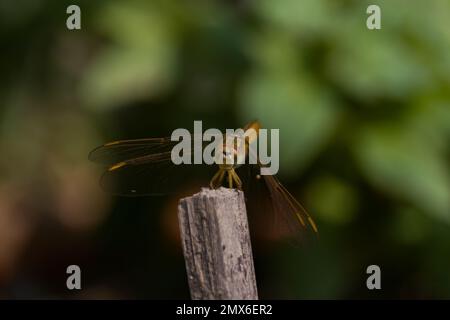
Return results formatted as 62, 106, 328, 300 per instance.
222, 150, 233, 158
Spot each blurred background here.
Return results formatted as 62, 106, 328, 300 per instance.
0, 0, 449, 299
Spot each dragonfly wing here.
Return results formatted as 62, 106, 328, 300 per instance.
99, 152, 214, 196
88, 137, 176, 165
262, 174, 318, 234
240, 164, 317, 241
90, 135, 217, 195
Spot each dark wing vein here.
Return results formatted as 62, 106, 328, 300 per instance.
88, 137, 176, 165
263, 174, 318, 234
90, 137, 214, 196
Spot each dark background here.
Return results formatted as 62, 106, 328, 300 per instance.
0, 0, 449, 299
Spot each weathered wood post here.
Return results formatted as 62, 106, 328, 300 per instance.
177, 187, 258, 300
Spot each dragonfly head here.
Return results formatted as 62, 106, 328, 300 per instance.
215, 134, 247, 169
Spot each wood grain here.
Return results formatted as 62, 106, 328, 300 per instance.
178, 187, 258, 300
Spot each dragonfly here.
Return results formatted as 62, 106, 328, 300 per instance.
89, 121, 318, 235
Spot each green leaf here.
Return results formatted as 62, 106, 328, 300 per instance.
256, 0, 339, 39
326, 32, 432, 100
81, 1, 177, 110
239, 71, 339, 176
81, 48, 175, 110
353, 124, 450, 222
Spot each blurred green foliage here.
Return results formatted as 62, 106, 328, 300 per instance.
0, 0, 449, 299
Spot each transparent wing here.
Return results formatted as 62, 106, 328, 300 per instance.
90, 136, 216, 195
88, 137, 176, 165
262, 174, 318, 235
99, 152, 213, 196
240, 164, 318, 241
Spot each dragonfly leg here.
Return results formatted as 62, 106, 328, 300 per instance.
218, 169, 226, 186
231, 169, 242, 190
210, 168, 225, 189
209, 171, 219, 189
227, 169, 233, 188
224, 168, 242, 190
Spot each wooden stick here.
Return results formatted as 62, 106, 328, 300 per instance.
177, 187, 258, 300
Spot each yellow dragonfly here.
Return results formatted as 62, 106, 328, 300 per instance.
89, 121, 318, 235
